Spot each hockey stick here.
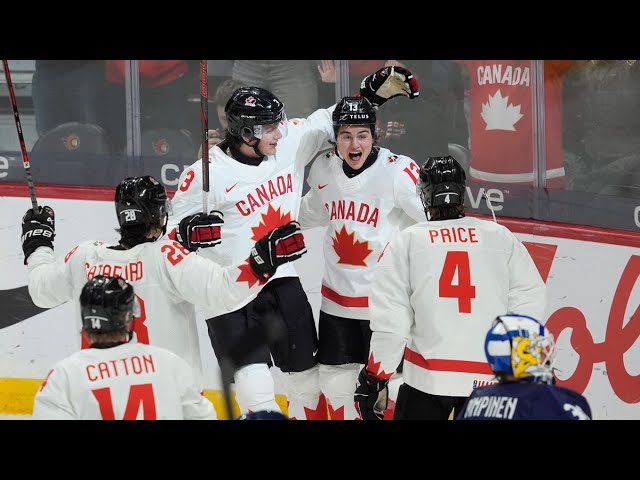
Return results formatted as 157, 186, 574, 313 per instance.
218, 311, 286, 419
199, 60, 209, 214
2, 60, 38, 210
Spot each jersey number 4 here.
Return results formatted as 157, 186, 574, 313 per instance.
92, 384, 157, 420
439, 251, 476, 313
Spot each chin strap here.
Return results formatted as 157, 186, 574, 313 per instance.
229, 140, 265, 166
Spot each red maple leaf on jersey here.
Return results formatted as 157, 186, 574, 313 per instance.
331, 225, 372, 266
250, 204, 292, 241
328, 403, 346, 420
366, 352, 395, 380
236, 257, 266, 288
288, 394, 329, 420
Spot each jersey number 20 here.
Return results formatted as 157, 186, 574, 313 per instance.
439, 251, 476, 313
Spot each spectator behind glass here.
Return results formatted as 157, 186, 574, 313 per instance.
455, 60, 573, 189
31, 60, 106, 137
231, 60, 319, 118
316, 60, 386, 106
102, 60, 198, 153
197, 78, 247, 159
562, 60, 640, 199
378, 60, 467, 167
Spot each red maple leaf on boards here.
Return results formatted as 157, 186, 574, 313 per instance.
332, 225, 372, 266
250, 204, 292, 241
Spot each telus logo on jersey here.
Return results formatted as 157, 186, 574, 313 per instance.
324, 200, 380, 228
235, 174, 293, 216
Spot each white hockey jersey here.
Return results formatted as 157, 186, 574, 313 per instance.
298, 148, 425, 319
27, 239, 265, 377
32, 342, 216, 420
168, 108, 335, 314
367, 216, 546, 397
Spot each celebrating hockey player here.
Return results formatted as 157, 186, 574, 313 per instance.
168, 66, 419, 419
32, 275, 218, 420
297, 96, 424, 419
22, 175, 307, 414
354, 156, 546, 420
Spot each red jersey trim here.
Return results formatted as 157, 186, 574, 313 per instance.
404, 347, 493, 375
321, 285, 368, 308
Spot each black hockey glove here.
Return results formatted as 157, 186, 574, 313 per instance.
175, 211, 224, 251
21, 206, 55, 265
360, 66, 419, 108
250, 221, 307, 280
354, 367, 389, 420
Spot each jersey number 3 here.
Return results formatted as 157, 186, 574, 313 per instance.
92, 384, 157, 420
439, 251, 476, 313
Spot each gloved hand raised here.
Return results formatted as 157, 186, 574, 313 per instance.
176, 210, 224, 251
21, 205, 55, 265
250, 221, 307, 280
360, 66, 419, 108
354, 367, 389, 420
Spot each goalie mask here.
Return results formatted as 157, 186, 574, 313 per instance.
80, 275, 139, 332
484, 314, 556, 385
225, 86, 288, 140
115, 175, 172, 229
417, 155, 466, 211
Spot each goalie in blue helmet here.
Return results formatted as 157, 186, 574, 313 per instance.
456, 314, 592, 420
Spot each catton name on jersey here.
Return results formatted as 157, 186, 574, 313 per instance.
325, 200, 379, 227
86, 354, 156, 381
85, 261, 144, 282
235, 174, 293, 216
428, 227, 478, 244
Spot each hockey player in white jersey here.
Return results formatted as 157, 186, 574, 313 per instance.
298, 96, 424, 419
354, 156, 546, 420
22, 175, 307, 403
168, 67, 419, 419
33, 275, 217, 420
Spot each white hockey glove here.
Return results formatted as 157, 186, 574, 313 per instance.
360, 66, 419, 108
176, 210, 224, 251
21, 206, 55, 265
354, 367, 389, 420
250, 221, 307, 280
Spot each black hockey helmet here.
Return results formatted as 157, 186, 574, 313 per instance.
417, 155, 467, 210
115, 175, 172, 228
332, 96, 376, 137
225, 86, 287, 139
80, 275, 136, 332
